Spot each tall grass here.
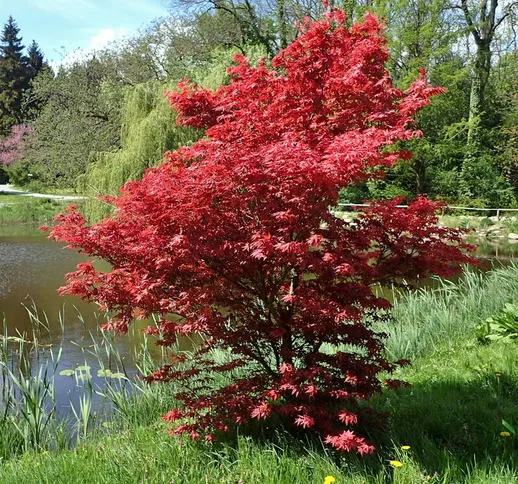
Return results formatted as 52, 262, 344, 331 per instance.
0, 305, 177, 458
0, 266, 518, 482
387, 263, 518, 360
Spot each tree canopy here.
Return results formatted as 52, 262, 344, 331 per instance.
0, 17, 46, 137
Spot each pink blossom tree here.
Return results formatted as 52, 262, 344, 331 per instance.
0, 124, 31, 166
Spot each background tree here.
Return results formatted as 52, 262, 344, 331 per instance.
4, 0, 517, 207
0, 16, 28, 136
26, 40, 44, 78
170, 0, 326, 56
455, 0, 518, 198
457, 0, 517, 147
0, 123, 31, 166
15, 58, 123, 189
0, 123, 30, 183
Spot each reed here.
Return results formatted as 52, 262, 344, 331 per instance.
387, 262, 518, 360
0, 266, 518, 482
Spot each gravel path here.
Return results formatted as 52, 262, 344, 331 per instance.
0, 184, 86, 201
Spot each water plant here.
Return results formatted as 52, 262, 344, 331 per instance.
0, 345, 60, 450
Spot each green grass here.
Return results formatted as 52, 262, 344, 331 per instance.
387, 264, 518, 360
2, 339, 518, 484
2, 267, 518, 482
0, 194, 30, 203
0, 197, 77, 224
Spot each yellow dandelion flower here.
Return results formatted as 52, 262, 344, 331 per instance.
500, 431, 512, 437
389, 460, 404, 468
324, 476, 336, 484
401, 445, 411, 450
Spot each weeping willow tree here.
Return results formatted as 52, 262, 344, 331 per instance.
79, 46, 268, 221
78, 82, 199, 221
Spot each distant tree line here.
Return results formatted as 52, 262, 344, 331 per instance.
0, 16, 46, 182
0, 1, 517, 209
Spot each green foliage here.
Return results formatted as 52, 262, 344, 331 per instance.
0, 17, 45, 136
192, 44, 268, 90
16, 59, 123, 189
458, 153, 516, 208
477, 303, 518, 343
0, 17, 28, 135
478, 217, 494, 227
79, 82, 199, 221
0, 197, 77, 225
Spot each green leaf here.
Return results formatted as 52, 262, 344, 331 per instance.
59, 369, 75, 377
75, 365, 91, 372
97, 369, 113, 378
502, 419, 516, 435
109, 372, 127, 380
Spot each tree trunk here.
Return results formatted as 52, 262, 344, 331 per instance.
277, 0, 288, 50
467, 41, 491, 149
414, 158, 427, 194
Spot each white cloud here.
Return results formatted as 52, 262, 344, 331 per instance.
88, 27, 127, 50
50, 27, 129, 70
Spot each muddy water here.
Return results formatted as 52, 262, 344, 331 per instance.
0, 226, 168, 416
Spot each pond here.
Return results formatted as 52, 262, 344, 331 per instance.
0, 225, 171, 418
0, 225, 516, 417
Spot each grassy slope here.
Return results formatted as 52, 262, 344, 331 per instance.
1, 267, 518, 483
0, 196, 78, 224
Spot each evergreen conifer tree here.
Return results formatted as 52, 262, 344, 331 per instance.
27, 40, 44, 77
0, 16, 29, 136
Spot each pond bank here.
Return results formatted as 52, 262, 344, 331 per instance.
0, 184, 86, 225
0, 265, 518, 483
0, 197, 82, 225
439, 213, 518, 240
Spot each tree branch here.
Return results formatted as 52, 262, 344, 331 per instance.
460, 0, 482, 44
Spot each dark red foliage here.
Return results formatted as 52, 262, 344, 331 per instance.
49, 9, 475, 453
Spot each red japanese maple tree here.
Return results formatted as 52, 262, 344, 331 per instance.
49, 9, 474, 454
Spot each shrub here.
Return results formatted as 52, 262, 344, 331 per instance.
49, 9, 475, 454
0, 124, 32, 167
479, 217, 494, 228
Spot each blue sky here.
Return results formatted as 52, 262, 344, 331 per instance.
0, 0, 171, 63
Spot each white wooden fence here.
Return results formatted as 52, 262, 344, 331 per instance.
337, 203, 518, 220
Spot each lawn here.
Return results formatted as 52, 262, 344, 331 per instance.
0, 266, 518, 483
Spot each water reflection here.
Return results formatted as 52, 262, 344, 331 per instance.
0, 225, 168, 417
470, 236, 518, 261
